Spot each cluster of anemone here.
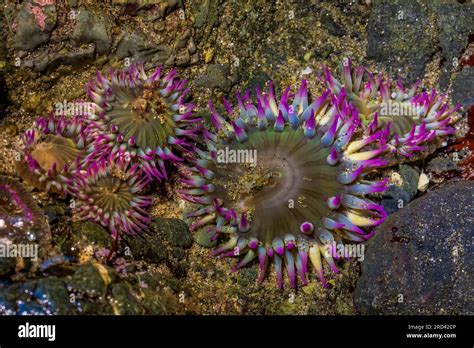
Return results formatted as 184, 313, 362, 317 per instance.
14, 63, 196, 238
0, 175, 50, 244
177, 66, 463, 289
13, 59, 463, 289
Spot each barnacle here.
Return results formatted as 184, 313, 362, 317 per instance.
178, 82, 390, 288
85, 63, 201, 180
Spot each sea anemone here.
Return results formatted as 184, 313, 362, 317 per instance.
84, 62, 201, 180
69, 160, 152, 238
323, 59, 463, 161
178, 82, 390, 289
0, 175, 50, 243
15, 114, 88, 194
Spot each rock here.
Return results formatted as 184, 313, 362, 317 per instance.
125, 218, 192, 264
196, 64, 235, 92
355, 181, 474, 314
71, 9, 112, 55
366, 0, 435, 83
124, 228, 168, 264
14, 1, 56, 51
193, 0, 219, 29
436, 3, 474, 89
399, 165, 419, 200
33, 45, 95, 72
246, 70, 271, 93
151, 218, 193, 248
114, 30, 173, 64
320, 13, 345, 37
426, 156, 461, 174
110, 283, 142, 315
381, 185, 411, 214
34, 277, 75, 315
71, 221, 110, 248
452, 67, 474, 111
66, 262, 114, 298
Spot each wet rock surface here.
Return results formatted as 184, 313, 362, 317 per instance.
355, 181, 474, 315
436, 3, 474, 89
452, 67, 474, 110
367, 0, 435, 84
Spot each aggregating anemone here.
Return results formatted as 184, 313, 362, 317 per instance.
15, 114, 88, 195
69, 160, 152, 238
179, 82, 391, 289
84, 63, 201, 181
323, 59, 463, 161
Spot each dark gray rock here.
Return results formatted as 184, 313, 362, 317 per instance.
355, 181, 474, 314
14, 1, 56, 51
114, 30, 172, 64
399, 164, 419, 200
124, 227, 168, 264
381, 185, 411, 214
452, 67, 474, 111
367, 0, 435, 84
33, 45, 95, 72
427, 156, 461, 174
151, 218, 193, 248
436, 3, 474, 89
196, 64, 235, 92
71, 9, 112, 55
320, 13, 345, 37
125, 218, 192, 263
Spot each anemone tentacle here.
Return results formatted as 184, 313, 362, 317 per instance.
323, 59, 463, 161
178, 81, 390, 289
84, 62, 201, 180
15, 113, 90, 195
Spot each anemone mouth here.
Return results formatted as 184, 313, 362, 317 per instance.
71, 162, 152, 237
31, 135, 82, 172
106, 82, 177, 149
0, 175, 50, 243
179, 81, 390, 289
89, 176, 134, 214
17, 114, 87, 193
212, 128, 342, 244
